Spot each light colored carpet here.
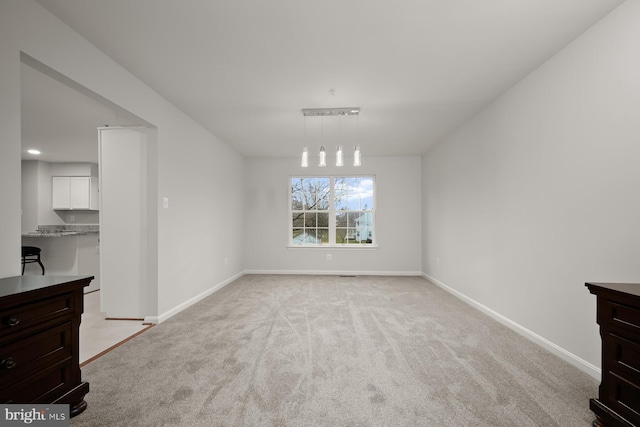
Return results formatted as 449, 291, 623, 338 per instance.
71, 275, 597, 426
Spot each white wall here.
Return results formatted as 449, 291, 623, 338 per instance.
422, 0, 640, 376
36, 161, 64, 226
245, 156, 422, 274
0, 0, 245, 321
21, 161, 38, 233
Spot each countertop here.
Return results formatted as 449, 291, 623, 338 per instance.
21, 225, 99, 238
22, 231, 99, 237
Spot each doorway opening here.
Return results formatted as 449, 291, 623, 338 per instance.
19, 52, 157, 321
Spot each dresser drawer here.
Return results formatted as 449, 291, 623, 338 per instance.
0, 359, 74, 404
605, 329, 640, 385
0, 292, 74, 338
603, 300, 640, 332
603, 371, 640, 426
0, 322, 72, 384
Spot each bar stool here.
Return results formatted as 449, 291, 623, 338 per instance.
21, 246, 45, 275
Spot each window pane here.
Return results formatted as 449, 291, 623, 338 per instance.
309, 178, 320, 210
354, 212, 373, 242
317, 228, 329, 243
292, 212, 304, 228
317, 212, 329, 227
316, 178, 330, 210
305, 212, 316, 227
292, 229, 319, 244
291, 177, 313, 210
292, 228, 304, 244
347, 212, 360, 227
334, 177, 348, 211
343, 177, 374, 210
360, 178, 374, 210
336, 228, 348, 244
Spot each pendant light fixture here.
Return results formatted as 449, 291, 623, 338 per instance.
300, 106, 361, 167
301, 114, 309, 167
318, 146, 327, 167
336, 113, 344, 167
353, 146, 361, 167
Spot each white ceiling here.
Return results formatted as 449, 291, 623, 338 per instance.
24, 0, 623, 162
21, 57, 143, 163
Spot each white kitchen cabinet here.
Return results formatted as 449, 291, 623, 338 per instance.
52, 176, 99, 210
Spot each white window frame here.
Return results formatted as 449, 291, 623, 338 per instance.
288, 175, 376, 248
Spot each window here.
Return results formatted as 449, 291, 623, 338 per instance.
290, 176, 375, 246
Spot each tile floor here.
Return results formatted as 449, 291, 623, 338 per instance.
80, 290, 152, 365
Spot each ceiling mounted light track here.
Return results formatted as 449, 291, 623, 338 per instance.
301, 107, 360, 117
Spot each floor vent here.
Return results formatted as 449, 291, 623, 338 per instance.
339, 275, 356, 278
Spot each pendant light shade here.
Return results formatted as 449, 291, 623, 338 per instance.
353, 146, 361, 167
301, 146, 309, 167
336, 146, 344, 167
318, 146, 327, 167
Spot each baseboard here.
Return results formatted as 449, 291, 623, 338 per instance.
244, 269, 423, 276
422, 273, 601, 380
144, 271, 245, 324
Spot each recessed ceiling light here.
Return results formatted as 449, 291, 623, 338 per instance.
27, 149, 41, 155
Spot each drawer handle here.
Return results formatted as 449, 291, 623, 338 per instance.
6, 316, 20, 327
1, 357, 16, 370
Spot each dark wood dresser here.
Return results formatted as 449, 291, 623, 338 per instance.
586, 282, 640, 427
0, 275, 93, 417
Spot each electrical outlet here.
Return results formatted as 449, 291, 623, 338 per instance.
69, 215, 75, 222
436, 257, 440, 266
327, 254, 332, 261
224, 257, 229, 265
162, 197, 169, 209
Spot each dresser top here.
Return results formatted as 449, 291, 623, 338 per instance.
586, 282, 640, 298
0, 275, 94, 298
